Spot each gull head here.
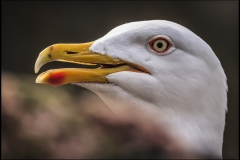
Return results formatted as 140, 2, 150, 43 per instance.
34, 20, 228, 158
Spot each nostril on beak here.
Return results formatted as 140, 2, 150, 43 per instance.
65, 51, 79, 54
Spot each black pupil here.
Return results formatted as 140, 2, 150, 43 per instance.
157, 42, 163, 48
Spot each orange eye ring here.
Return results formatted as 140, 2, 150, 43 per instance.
149, 37, 172, 53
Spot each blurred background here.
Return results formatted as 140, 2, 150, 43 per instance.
2, 1, 238, 159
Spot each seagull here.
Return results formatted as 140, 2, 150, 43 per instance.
34, 20, 227, 158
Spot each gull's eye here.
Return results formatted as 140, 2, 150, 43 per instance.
149, 37, 172, 53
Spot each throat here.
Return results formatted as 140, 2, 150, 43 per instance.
76, 83, 224, 158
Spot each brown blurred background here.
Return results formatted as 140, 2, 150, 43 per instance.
1, 1, 239, 159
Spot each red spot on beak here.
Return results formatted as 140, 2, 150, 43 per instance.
48, 72, 65, 86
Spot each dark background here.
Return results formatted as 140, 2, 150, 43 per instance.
2, 1, 239, 159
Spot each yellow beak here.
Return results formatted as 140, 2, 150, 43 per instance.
34, 42, 136, 86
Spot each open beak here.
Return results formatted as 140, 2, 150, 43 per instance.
34, 42, 148, 87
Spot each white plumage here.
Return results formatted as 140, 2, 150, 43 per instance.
78, 20, 228, 158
